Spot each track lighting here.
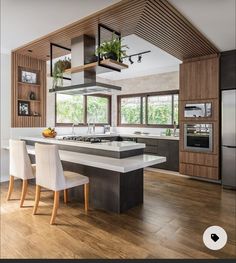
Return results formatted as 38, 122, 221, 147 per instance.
124, 50, 150, 65
137, 55, 142, 63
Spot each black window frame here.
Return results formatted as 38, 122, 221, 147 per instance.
117, 90, 179, 128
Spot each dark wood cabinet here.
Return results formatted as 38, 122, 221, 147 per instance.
136, 138, 179, 172
220, 50, 236, 90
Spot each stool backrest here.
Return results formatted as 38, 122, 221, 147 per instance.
9, 139, 34, 180
35, 143, 66, 191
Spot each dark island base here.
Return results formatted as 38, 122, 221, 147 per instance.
29, 155, 143, 213
62, 161, 144, 213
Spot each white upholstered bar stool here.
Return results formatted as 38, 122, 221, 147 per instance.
33, 143, 89, 225
7, 139, 36, 207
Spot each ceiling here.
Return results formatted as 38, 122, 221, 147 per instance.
0, 0, 120, 54
169, 0, 236, 51
1, 0, 235, 81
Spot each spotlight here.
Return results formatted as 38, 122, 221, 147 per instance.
129, 56, 134, 64
137, 55, 142, 63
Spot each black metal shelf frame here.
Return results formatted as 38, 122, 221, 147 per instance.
98, 24, 122, 72
50, 43, 72, 81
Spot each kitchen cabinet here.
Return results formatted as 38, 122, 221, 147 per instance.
220, 50, 236, 90
179, 56, 219, 100
136, 138, 179, 172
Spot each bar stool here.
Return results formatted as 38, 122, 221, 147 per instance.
7, 139, 36, 207
33, 143, 89, 225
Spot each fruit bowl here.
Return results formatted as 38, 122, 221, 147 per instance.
42, 128, 57, 138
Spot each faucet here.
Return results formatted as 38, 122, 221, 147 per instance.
173, 121, 177, 137
72, 123, 76, 136
93, 123, 96, 134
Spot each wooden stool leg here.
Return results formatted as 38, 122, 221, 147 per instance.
20, 179, 28, 207
64, 189, 68, 204
33, 185, 41, 215
84, 183, 89, 213
6, 175, 14, 201
50, 191, 60, 225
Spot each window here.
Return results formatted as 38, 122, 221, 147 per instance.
87, 96, 110, 124
118, 91, 179, 127
56, 94, 84, 124
56, 94, 111, 125
120, 97, 141, 124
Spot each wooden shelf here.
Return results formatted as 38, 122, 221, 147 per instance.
18, 99, 41, 103
100, 59, 128, 70
18, 81, 41, 87
64, 59, 128, 74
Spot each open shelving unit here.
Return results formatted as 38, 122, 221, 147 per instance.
11, 53, 46, 127
64, 59, 128, 74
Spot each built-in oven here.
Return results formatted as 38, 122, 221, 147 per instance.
184, 124, 213, 152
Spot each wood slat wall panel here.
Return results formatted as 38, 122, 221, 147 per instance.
12, 0, 218, 61
11, 52, 46, 127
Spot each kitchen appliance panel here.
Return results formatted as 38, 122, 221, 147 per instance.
221, 146, 236, 188
184, 103, 212, 118
184, 124, 213, 152
222, 90, 236, 147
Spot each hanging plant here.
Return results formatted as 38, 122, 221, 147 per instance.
52, 57, 71, 88
95, 33, 129, 61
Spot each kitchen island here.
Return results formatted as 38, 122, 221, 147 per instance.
21, 137, 166, 213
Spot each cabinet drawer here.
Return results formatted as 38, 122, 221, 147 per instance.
180, 163, 219, 180
180, 152, 218, 167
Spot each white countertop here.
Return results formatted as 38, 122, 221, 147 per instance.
20, 137, 146, 152
24, 145, 166, 173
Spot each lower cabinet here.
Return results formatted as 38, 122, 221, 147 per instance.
136, 138, 179, 172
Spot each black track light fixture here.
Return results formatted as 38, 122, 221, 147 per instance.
129, 56, 134, 64
124, 50, 150, 65
137, 55, 142, 63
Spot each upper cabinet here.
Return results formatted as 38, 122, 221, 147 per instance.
220, 50, 236, 90
180, 56, 219, 101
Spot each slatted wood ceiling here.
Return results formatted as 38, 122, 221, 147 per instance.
13, 0, 219, 61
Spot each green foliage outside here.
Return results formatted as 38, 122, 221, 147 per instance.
57, 95, 84, 123
56, 95, 108, 124
121, 95, 179, 125
87, 96, 108, 123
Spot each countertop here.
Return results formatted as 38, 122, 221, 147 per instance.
24, 145, 166, 173
20, 137, 146, 152
57, 133, 180, 140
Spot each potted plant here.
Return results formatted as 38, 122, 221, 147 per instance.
52, 57, 71, 88
95, 33, 128, 61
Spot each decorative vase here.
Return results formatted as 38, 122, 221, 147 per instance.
29, 91, 36, 100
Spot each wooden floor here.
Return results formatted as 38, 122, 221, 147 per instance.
0, 171, 235, 259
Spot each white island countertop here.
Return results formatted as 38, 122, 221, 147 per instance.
25, 145, 166, 173
20, 137, 146, 152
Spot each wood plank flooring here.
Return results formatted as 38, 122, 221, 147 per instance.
0, 171, 235, 259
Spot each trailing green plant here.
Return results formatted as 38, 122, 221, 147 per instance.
95, 33, 129, 61
52, 57, 71, 88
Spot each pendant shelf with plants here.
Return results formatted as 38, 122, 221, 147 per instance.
64, 32, 129, 74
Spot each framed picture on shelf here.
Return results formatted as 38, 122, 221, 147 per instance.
21, 70, 37, 84
18, 101, 30, 116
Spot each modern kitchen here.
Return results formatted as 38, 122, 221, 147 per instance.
0, 0, 236, 260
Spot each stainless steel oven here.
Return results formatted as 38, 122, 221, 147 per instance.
184, 124, 213, 152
